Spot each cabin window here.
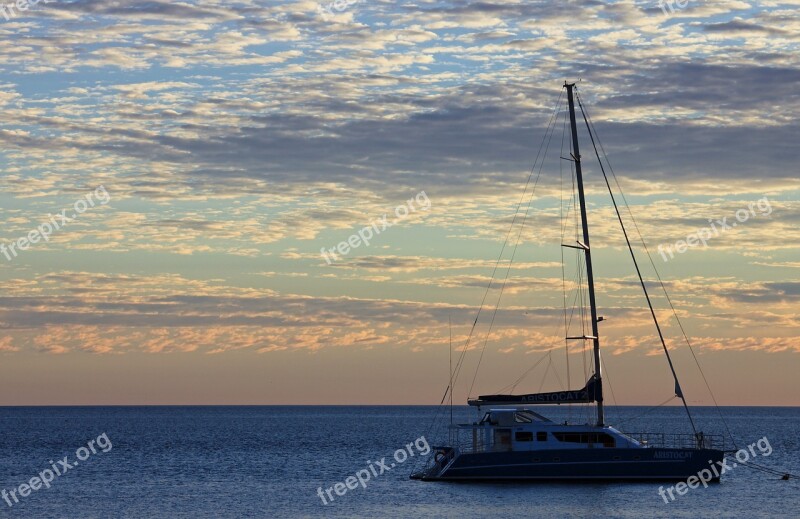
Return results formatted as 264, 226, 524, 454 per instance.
552, 432, 616, 447
514, 412, 533, 423
479, 413, 498, 425
536, 432, 548, 441
515, 431, 533, 442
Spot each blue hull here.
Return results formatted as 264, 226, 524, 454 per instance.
416, 447, 725, 481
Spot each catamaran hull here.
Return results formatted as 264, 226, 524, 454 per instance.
413, 448, 725, 481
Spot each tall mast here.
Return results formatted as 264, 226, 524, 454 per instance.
565, 82, 604, 427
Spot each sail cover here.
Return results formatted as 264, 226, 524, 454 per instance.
468, 377, 602, 406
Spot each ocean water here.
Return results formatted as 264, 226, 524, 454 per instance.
0, 406, 798, 518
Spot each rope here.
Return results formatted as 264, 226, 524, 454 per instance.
446, 93, 555, 399
613, 395, 676, 429
577, 90, 798, 484
598, 351, 618, 424
494, 347, 552, 394
576, 88, 698, 438
466, 90, 562, 398
737, 461, 796, 480
559, 104, 571, 397
411, 90, 566, 474
581, 93, 737, 441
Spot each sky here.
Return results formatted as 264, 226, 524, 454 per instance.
0, 0, 797, 406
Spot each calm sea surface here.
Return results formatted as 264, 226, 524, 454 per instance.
0, 406, 798, 518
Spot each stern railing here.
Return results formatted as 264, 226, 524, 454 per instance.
621, 431, 729, 451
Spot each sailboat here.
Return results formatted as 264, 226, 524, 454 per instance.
411, 82, 727, 482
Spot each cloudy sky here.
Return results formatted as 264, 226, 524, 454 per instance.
0, 0, 797, 406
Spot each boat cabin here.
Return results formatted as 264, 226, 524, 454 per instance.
458, 408, 642, 453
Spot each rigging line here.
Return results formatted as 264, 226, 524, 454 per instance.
493, 309, 574, 394
447, 89, 564, 403
598, 350, 618, 423
576, 249, 589, 373
446, 182, 538, 399
497, 320, 569, 394
537, 351, 553, 392
559, 142, 578, 239
570, 117, 589, 357
582, 111, 799, 484
738, 461, 797, 480
565, 267, 582, 328
559, 105, 585, 422
438, 320, 455, 406
466, 94, 562, 399
561, 110, 578, 413
449, 315, 453, 434
577, 267, 589, 382
613, 395, 676, 428
559, 102, 571, 392
579, 97, 739, 447
567, 155, 589, 384
495, 346, 553, 393
575, 89, 698, 438
438, 317, 454, 405
571, 119, 586, 348
551, 350, 565, 391
582, 340, 588, 385
532, 268, 584, 391
497, 138, 584, 396
423, 320, 467, 472
559, 133, 583, 393
565, 278, 582, 335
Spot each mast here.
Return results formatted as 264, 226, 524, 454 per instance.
565, 82, 604, 427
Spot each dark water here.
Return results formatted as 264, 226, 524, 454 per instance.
0, 406, 797, 518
